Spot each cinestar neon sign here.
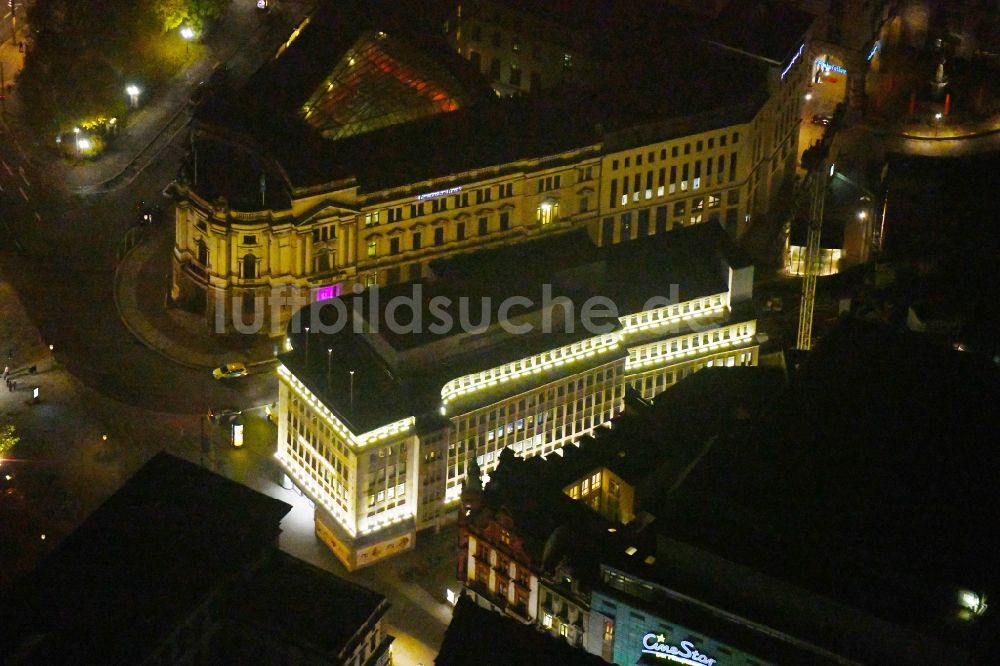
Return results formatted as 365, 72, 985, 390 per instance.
417, 186, 462, 201
816, 58, 847, 75
641, 633, 716, 666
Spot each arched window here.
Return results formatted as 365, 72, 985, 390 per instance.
241, 254, 257, 280
196, 240, 209, 267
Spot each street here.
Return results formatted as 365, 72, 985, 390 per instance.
0, 2, 452, 663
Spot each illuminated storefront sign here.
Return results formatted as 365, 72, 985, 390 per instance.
314, 283, 343, 301
867, 41, 880, 61
816, 58, 847, 75
781, 43, 804, 80
417, 186, 462, 201
641, 633, 717, 666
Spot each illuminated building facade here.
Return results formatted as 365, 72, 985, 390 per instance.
274, 224, 759, 569
171, 1, 815, 336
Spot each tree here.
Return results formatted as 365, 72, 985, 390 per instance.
153, 0, 231, 32
0, 424, 18, 460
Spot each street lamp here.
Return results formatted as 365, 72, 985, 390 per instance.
126, 84, 141, 109
73, 126, 80, 158
326, 348, 333, 391
181, 25, 196, 55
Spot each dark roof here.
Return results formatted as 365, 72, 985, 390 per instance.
538, 367, 785, 493
281, 222, 745, 433
707, 0, 816, 64
472, 450, 614, 566
0, 453, 291, 665
192, 1, 777, 197
437, 595, 608, 666
661, 319, 1000, 662
230, 550, 388, 658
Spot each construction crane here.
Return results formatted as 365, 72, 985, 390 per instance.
795, 142, 832, 351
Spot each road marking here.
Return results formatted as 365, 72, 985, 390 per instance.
18, 166, 29, 187
18, 186, 28, 202
34, 212, 42, 221
2, 160, 11, 176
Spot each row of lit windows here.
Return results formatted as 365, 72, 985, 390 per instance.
608, 154, 739, 210
610, 133, 739, 173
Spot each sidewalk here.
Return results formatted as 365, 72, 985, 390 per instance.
114, 226, 275, 370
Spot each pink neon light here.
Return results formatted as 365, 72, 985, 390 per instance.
314, 283, 342, 301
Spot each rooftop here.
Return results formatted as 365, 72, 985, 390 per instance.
659, 319, 1000, 663
281, 222, 747, 433
436, 595, 607, 666
0, 453, 291, 665
231, 550, 388, 659
191, 0, 783, 202
706, 0, 817, 65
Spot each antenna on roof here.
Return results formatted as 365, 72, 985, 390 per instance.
349, 370, 355, 413
260, 172, 267, 208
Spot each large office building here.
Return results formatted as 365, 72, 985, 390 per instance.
171, 0, 815, 335
274, 222, 759, 569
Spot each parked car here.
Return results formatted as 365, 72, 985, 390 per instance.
213, 362, 248, 380
208, 406, 241, 423
811, 114, 833, 126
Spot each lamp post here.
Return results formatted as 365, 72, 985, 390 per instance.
326, 348, 333, 391
181, 25, 196, 55
73, 127, 80, 158
126, 84, 141, 109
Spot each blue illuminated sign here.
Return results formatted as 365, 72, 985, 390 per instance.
641, 633, 717, 666
867, 41, 880, 61
417, 186, 462, 201
816, 58, 848, 75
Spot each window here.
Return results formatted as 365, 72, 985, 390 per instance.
512, 39, 521, 53
478, 217, 488, 236
364, 211, 380, 226
696, 140, 703, 152
579, 196, 589, 213
499, 211, 510, 230
709, 194, 721, 208
367, 241, 377, 257
242, 234, 257, 245
732, 131, 740, 143
390, 237, 400, 254
412, 232, 422, 250
671, 146, 678, 158
728, 188, 740, 205
509, 64, 522, 87
563, 53, 572, 68
434, 227, 444, 246
456, 222, 466, 241
720, 134, 727, 147
241, 255, 257, 279
537, 201, 558, 225
673, 201, 686, 216
693, 197, 704, 211
612, 159, 619, 170
684, 143, 691, 155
